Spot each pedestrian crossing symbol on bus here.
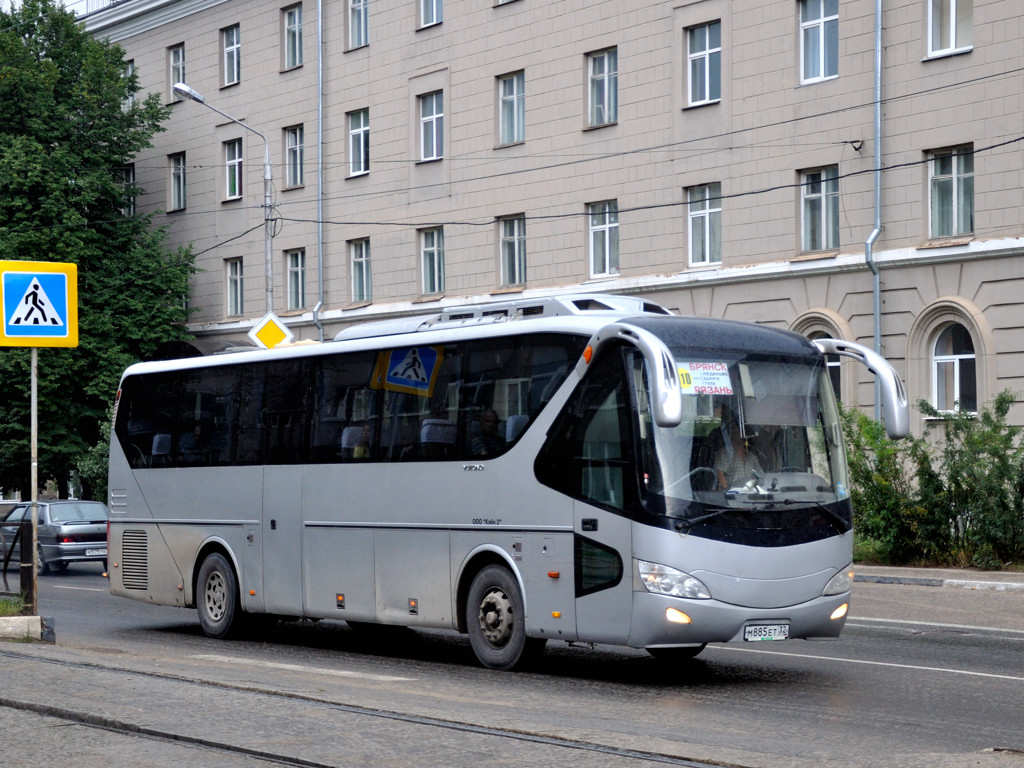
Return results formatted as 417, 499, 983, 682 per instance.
1, 261, 78, 348
374, 346, 442, 396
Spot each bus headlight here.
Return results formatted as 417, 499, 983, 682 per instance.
636, 560, 711, 599
822, 566, 855, 596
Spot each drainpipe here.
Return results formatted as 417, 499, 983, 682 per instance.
312, 0, 326, 342
865, 0, 883, 421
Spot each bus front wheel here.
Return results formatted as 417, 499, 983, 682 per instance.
466, 564, 538, 671
197, 552, 240, 639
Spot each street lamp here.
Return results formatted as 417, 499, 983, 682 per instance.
173, 82, 274, 314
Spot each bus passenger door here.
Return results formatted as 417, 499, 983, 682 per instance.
564, 349, 636, 645
574, 513, 633, 643
262, 466, 304, 615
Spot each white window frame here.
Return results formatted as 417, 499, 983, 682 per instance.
588, 201, 619, 278
687, 22, 721, 106
499, 71, 525, 146
349, 0, 368, 48
929, 146, 974, 239
285, 125, 304, 188
928, 0, 972, 56
800, 0, 838, 84
421, 228, 445, 295
222, 24, 241, 86
123, 61, 136, 111
224, 139, 243, 200
284, 5, 303, 69
801, 165, 839, 252
419, 91, 444, 161
169, 152, 186, 211
286, 248, 306, 310
226, 258, 244, 316
348, 109, 369, 176
420, 0, 442, 27
932, 323, 977, 413
168, 44, 185, 99
687, 183, 722, 266
500, 216, 527, 286
351, 239, 372, 302
122, 164, 136, 217
588, 49, 618, 127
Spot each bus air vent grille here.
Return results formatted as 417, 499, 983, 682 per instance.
121, 530, 149, 591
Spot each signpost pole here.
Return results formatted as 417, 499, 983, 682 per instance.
2, 260, 79, 618
28, 348, 38, 614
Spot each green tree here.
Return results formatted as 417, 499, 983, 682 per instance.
0, 0, 194, 499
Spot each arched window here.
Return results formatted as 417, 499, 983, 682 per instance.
933, 323, 976, 412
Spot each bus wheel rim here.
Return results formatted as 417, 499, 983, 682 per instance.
205, 572, 226, 621
478, 587, 513, 647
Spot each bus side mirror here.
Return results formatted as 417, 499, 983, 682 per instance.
812, 338, 909, 439
580, 323, 683, 428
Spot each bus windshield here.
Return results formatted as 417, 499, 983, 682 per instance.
635, 352, 847, 518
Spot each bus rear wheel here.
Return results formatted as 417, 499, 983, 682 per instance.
197, 552, 240, 639
467, 564, 536, 670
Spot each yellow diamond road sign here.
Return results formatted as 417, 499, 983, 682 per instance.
248, 312, 294, 349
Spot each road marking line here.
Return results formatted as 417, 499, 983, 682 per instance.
712, 645, 1024, 682
192, 653, 415, 682
848, 616, 1024, 636
53, 585, 106, 592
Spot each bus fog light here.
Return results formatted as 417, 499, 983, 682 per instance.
637, 560, 711, 599
666, 608, 692, 624
823, 566, 854, 596
830, 603, 849, 620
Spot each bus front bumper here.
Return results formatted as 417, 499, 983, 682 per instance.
627, 589, 850, 649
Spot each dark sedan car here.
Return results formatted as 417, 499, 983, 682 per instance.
0, 500, 108, 574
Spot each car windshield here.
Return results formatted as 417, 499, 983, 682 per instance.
635, 352, 847, 517
48, 502, 108, 523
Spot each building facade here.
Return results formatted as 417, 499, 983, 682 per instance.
83, 0, 1024, 431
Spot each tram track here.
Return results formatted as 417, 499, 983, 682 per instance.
0, 648, 729, 768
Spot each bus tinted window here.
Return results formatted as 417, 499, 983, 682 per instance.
114, 333, 585, 469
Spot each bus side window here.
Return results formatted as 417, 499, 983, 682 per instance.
311, 351, 378, 463
535, 347, 634, 513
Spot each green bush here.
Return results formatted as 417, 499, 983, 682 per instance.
842, 392, 1024, 569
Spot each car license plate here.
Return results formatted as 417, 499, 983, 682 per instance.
744, 623, 789, 641
86, 548, 107, 557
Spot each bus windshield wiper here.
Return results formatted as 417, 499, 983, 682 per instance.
737, 497, 849, 534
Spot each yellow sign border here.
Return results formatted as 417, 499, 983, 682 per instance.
0, 260, 79, 348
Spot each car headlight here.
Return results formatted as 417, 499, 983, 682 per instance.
822, 565, 855, 596
636, 560, 711, 599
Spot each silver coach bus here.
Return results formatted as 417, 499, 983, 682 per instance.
107, 295, 907, 670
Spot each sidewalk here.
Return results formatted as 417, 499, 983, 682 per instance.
855, 564, 1024, 592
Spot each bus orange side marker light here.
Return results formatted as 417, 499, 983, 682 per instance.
250, 590, 256, 596
582, 345, 593, 364
552, 612, 561, 619
830, 603, 848, 620
547, 571, 560, 579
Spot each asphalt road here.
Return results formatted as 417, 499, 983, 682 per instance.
1, 563, 1022, 768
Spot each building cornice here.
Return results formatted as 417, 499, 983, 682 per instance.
189, 237, 1024, 338
81, 0, 230, 41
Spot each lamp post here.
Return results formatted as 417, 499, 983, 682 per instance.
173, 82, 274, 314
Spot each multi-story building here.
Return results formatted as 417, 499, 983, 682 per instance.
82, 0, 1024, 431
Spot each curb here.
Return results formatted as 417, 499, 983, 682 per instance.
0, 616, 55, 643
855, 574, 1024, 592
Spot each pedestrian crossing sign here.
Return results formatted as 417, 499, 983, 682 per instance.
0, 261, 78, 347
372, 346, 442, 396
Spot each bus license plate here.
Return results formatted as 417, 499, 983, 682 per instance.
744, 623, 789, 641
86, 548, 107, 557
